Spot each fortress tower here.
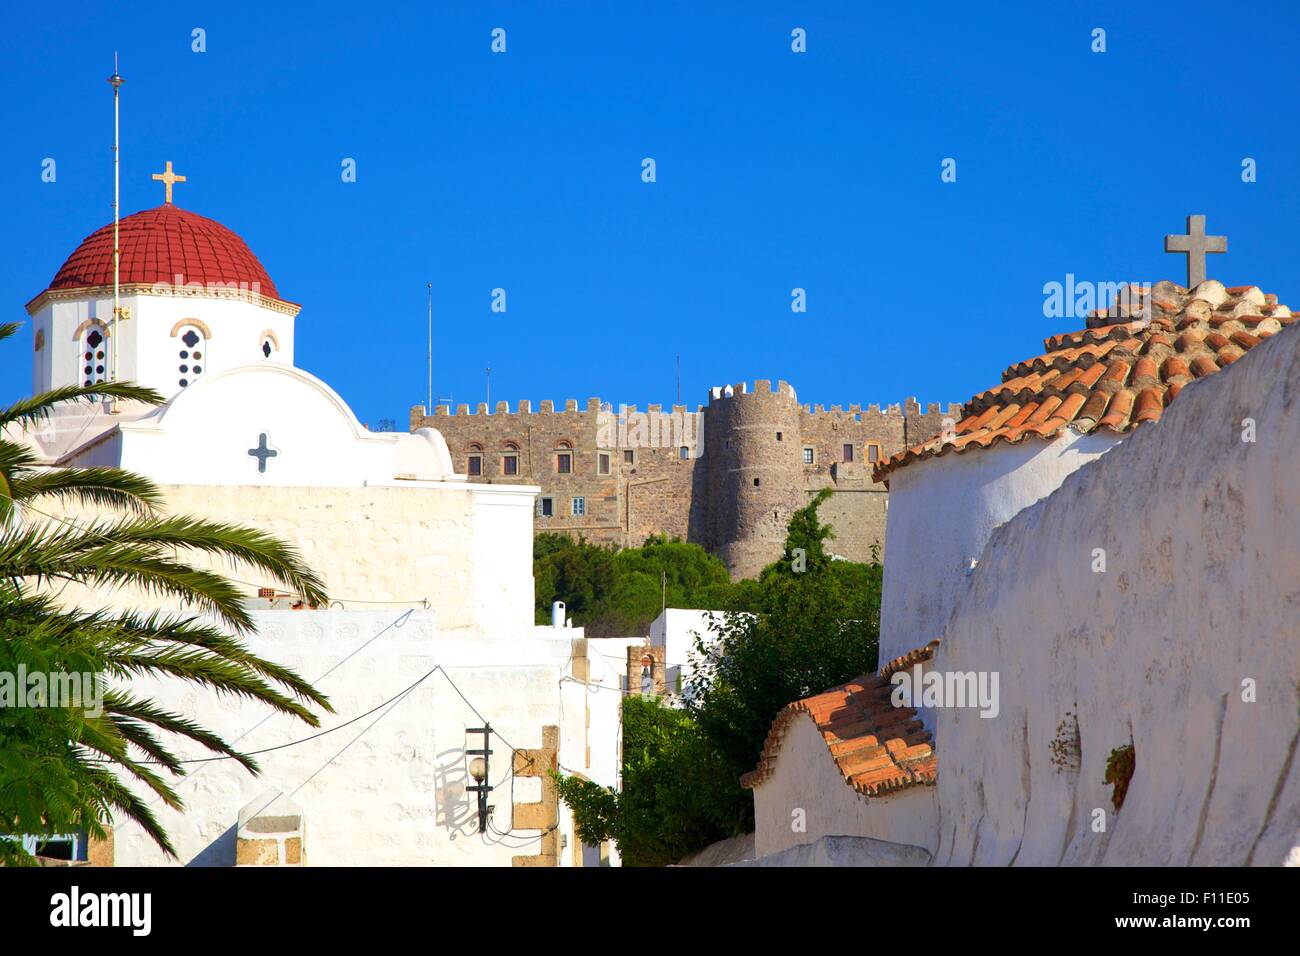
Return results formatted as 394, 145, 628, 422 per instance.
702, 380, 807, 579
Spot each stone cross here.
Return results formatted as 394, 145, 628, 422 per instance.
247, 433, 278, 473
1165, 214, 1226, 289
152, 161, 187, 204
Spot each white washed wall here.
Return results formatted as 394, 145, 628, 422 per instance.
111, 611, 592, 866
933, 326, 1300, 866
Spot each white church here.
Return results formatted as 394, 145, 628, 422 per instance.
14, 173, 626, 866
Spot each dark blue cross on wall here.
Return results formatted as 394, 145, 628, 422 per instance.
247, 433, 278, 473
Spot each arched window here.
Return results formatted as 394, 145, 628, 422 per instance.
78, 325, 108, 387
502, 442, 519, 477
259, 330, 280, 359
467, 443, 483, 477
176, 325, 206, 388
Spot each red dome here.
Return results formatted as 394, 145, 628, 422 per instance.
47, 204, 282, 301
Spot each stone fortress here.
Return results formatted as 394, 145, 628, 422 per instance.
411, 381, 959, 579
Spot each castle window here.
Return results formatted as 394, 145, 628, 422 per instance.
598, 453, 610, 475
572, 497, 586, 517
467, 454, 482, 476
177, 325, 206, 388
624, 449, 635, 465
557, 452, 572, 474
539, 497, 554, 518
79, 326, 108, 387
678, 446, 689, 460
842, 443, 854, 463
502, 442, 519, 476
802, 447, 814, 465
776, 431, 783, 441
754, 478, 760, 487
867, 442, 880, 463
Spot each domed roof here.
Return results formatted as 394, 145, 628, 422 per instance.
43, 204, 283, 301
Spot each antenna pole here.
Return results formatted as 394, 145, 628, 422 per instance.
485, 366, 491, 411
108, 56, 124, 409
426, 282, 433, 413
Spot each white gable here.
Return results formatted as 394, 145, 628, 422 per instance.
65, 363, 461, 488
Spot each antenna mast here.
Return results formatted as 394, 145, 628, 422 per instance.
426, 282, 433, 413
108, 55, 124, 409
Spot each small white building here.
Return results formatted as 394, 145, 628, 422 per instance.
648, 608, 724, 700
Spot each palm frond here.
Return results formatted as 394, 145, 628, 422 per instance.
8, 467, 162, 515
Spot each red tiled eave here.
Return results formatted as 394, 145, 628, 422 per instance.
740, 648, 939, 797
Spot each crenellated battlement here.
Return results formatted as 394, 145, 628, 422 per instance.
796, 396, 964, 421
416, 397, 707, 419
707, 378, 798, 403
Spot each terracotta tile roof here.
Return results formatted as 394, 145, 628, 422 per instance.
874, 280, 1296, 481
740, 671, 936, 797
41, 204, 284, 302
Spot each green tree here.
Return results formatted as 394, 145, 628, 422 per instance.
553, 696, 743, 867
532, 534, 616, 626
0, 322, 330, 865
533, 533, 754, 635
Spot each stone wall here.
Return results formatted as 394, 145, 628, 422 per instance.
414, 380, 958, 578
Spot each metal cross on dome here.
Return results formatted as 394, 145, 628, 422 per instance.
151, 161, 187, 204
247, 433, 278, 474
1165, 214, 1227, 289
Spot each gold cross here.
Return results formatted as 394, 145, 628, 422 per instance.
151, 161, 187, 204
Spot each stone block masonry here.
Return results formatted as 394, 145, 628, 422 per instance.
413, 380, 959, 579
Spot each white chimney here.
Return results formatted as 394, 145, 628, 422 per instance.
552, 601, 566, 629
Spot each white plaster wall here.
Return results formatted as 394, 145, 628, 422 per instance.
753, 712, 938, 858
109, 610, 588, 866
40, 291, 294, 401
650, 608, 722, 698
557, 641, 625, 866
41, 481, 530, 633
472, 488, 538, 636
880, 429, 1119, 667
933, 326, 1300, 866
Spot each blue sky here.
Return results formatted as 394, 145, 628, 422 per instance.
3, 1, 1298, 425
